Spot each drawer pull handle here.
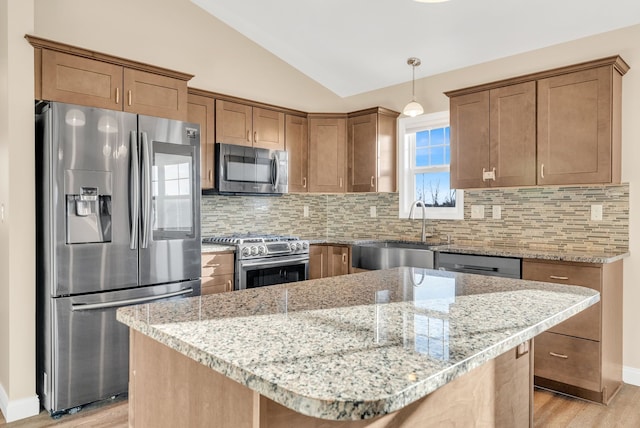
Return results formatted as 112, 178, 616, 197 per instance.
302, 177, 307, 188
115, 87, 120, 104
128, 90, 132, 106
541, 163, 545, 179
227, 279, 232, 291
549, 275, 569, 280
370, 176, 375, 188
342, 253, 347, 264
549, 352, 569, 359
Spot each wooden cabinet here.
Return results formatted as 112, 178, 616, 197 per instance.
309, 245, 350, 279
308, 115, 347, 193
347, 108, 399, 193
285, 114, 309, 193
216, 100, 285, 150
201, 252, 235, 295
450, 81, 536, 188
447, 56, 628, 189
537, 64, 625, 185
187, 93, 216, 190
523, 259, 623, 404
28, 36, 192, 121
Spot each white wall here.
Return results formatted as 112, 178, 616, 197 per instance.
0, 0, 39, 423
0, 0, 634, 421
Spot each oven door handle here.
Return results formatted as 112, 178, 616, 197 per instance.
241, 256, 309, 269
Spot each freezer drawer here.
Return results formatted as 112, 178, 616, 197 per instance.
39, 280, 200, 414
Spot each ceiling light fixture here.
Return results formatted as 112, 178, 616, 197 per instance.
403, 57, 424, 118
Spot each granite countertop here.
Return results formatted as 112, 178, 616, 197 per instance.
117, 267, 599, 421
309, 238, 628, 264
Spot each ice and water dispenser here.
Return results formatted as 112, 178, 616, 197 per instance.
65, 170, 112, 244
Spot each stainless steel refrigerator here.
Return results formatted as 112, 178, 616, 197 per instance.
35, 102, 202, 415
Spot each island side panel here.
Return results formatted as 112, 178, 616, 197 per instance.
128, 329, 532, 428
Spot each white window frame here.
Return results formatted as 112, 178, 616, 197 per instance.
398, 111, 464, 220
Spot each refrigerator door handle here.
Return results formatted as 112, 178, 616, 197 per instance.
70, 287, 194, 311
141, 131, 152, 249
129, 130, 139, 250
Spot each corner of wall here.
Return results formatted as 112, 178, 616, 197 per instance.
623, 365, 640, 387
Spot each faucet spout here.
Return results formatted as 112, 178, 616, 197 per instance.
408, 200, 428, 243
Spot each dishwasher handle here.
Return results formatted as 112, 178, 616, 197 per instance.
71, 288, 194, 311
453, 264, 499, 273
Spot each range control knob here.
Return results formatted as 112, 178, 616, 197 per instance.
241, 247, 251, 257
258, 245, 267, 255
250, 246, 259, 255
296, 242, 303, 250
302, 242, 309, 249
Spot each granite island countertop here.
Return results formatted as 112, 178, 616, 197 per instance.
117, 267, 599, 421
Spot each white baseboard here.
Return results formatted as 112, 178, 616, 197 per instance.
0, 383, 40, 423
623, 365, 640, 386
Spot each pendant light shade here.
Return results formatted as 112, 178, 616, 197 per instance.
403, 57, 424, 117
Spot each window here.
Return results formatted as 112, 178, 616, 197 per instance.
398, 111, 463, 220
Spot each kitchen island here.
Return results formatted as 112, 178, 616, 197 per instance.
117, 267, 599, 427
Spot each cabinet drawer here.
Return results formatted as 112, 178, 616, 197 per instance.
201, 274, 234, 295
534, 332, 600, 392
523, 260, 601, 341
201, 253, 234, 276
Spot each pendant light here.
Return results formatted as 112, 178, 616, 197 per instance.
403, 57, 424, 117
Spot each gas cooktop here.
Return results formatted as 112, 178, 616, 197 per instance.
202, 233, 302, 245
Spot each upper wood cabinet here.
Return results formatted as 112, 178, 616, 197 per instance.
285, 114, 309, 193
347, 108, 399, 193
215, 100, 285, 150
447, 56, 628, 189
187, 93, 216, 190
28, 36, 192, 121
537, 65, 624, 185
308, 114, 347, 193
450, 81, 536, 189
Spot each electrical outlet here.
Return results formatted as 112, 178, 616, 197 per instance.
370, 206, 377, 218
591, 204, 603, 221
492, 205, 502, 220
470, 205, 485, 219
303, 206, 309, 218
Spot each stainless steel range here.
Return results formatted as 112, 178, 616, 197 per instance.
203, 234, 309, 290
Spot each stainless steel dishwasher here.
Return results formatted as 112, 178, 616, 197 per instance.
435, 252, 522, 278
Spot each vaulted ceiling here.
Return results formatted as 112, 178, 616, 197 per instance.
192, 0, 640, 97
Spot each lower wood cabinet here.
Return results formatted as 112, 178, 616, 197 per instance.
201, 251, 235, 295
309, 244, 350, 279
523, 258, 622, 404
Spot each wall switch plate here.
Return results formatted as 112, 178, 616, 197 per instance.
471, 205, 485, 219
303, 206, 309, 218
591, 204, 603, 221
492, 205, 502, 220
370, 206, 377, 218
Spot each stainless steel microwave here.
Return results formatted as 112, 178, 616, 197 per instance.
215, 142, 288, 195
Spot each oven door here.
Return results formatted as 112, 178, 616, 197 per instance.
237, 255, 309, 290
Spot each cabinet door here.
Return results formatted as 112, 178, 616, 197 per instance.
215, 100, 253, 147
123, 68, 187, 121
188, 94, 216, 190
285, 115, 309, 192
41, 49, 123, 110
348, 113, 377, 192
450, 91, 490, 189
490, 81, 536, 187
308, 117, 347, 193
253, 108, 285, 150
309, 245, 328, 279
537, 66, 613, 185
327, 246, 350, 277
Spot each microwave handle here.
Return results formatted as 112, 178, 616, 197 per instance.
272, 152, 280, 191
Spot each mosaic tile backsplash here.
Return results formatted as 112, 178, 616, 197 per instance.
201, 184, 629, 252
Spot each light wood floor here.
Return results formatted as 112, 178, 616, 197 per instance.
2, 384, 639, 427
